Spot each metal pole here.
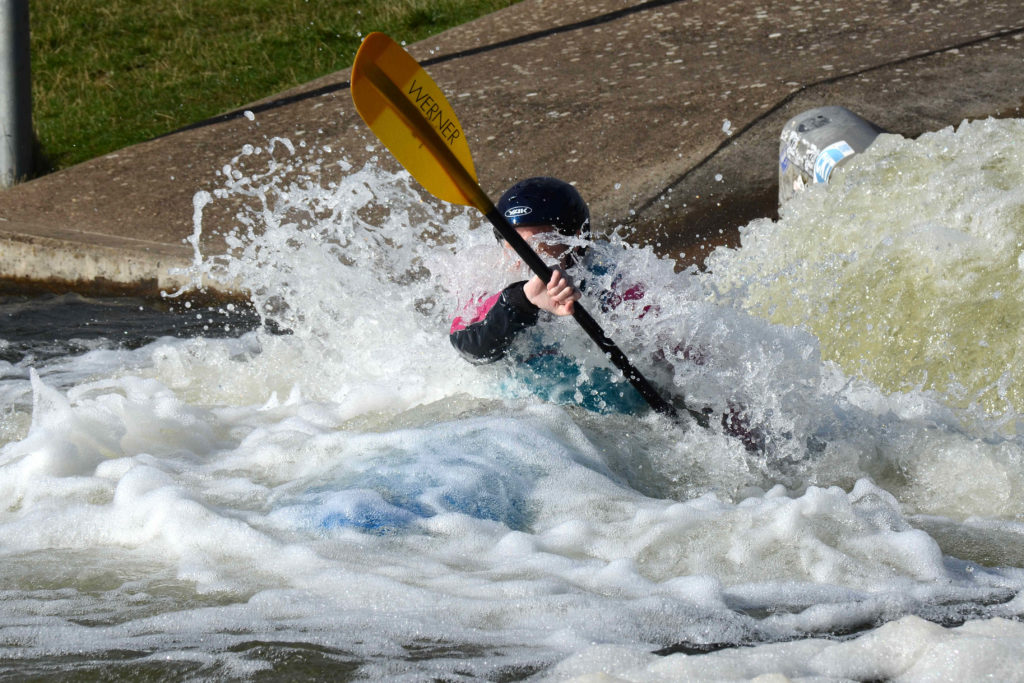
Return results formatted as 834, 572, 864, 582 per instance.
0, 0, 31, 188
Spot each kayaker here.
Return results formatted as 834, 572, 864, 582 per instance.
448, 177, 763, 449
449, 176, 588, 362
449, 176, 651, 413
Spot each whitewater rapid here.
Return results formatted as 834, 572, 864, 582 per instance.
1, 117, 1023, 680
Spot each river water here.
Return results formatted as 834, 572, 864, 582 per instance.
2, 118, 1023, 680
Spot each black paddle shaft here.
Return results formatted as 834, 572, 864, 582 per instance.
483, 207, 710, 426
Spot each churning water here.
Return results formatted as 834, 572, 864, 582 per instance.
2, 118, 1024, 680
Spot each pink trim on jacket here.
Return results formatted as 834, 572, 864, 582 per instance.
449, 292, 502, 333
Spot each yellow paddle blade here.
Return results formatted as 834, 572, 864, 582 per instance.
350, 32, 490, 211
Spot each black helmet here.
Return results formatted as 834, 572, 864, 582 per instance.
494, 177, 590, 241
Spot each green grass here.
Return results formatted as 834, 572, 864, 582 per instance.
29, 0, 519, 173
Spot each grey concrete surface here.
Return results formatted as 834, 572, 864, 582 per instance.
1, 0, 1022, 299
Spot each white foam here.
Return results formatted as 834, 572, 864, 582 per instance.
551, 616, 1024, 681
2, 122, 1024, 678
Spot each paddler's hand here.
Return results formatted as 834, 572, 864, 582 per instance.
524, 268, 581, 316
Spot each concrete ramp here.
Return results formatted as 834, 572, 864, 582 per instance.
1, 0, 1022, 299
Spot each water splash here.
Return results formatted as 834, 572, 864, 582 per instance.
173, 134, 970, 471
703, 118, 1024, 425
170, 140, 505, 414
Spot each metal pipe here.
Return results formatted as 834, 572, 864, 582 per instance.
0, 0, 31, 188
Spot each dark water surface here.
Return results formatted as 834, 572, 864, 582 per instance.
0, 294, 261, 364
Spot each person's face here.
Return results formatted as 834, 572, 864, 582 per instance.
505, 225, 570, 261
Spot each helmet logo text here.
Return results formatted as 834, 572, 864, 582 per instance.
505, 206, 533, 218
